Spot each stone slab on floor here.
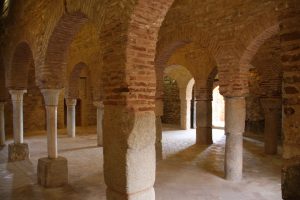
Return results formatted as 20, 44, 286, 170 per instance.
37, 156, 68, 188
282, 157, 300, 200
8, 143, 30, 162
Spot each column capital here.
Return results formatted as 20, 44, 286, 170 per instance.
65, 98, 77, 106
9, 90, 27, 102
41, 89, 61, 106
93, 101, 104, 108
260, 98, 282, 114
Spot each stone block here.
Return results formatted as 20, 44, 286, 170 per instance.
37, 156, 68, 188
8, 143, 30, 162
282, 157, 300, 200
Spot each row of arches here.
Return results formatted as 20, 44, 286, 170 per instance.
0, 0, 299, 199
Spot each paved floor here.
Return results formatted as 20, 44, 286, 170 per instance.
0, 126, 282, 200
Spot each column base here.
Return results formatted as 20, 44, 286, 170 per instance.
282, 158, 300, 200
37, 156, 68, 188
8, 143, 30, 162
107, 187, 155, 200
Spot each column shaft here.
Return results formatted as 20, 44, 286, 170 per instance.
224, 97, 245, 181
0, 102, 5, 145
94, 101, 104, 146
66, 99, 77, 138
42, 89, 61, 159
261, 98, 281, 155
155, 99, 163, 161
104, 106, 156, 200
9, 90, 27, 144
196, 100, 213, 145
181, 98, 191, 130
96, 105, 104, 146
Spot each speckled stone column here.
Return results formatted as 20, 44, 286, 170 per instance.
104, 106, 156, 199
196, 99, 213, 145
155, 99, 163, 161
9, 90, 27, 144
8, 90, 29, 161
0, 102, 5, 146
224, 97, 245, 181
261, 98, 281, 155
93, 101, 104, 146
66, 99, 77, 138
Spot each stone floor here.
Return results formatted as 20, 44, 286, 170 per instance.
0, 126, 282, 200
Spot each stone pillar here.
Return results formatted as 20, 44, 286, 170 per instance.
93, 101, 104, 146
279, 2, 300, 199
66, 99, 77, 138
261, 98, 281, 155
104, 106, 156, 199
0, 102, 5, 146
180, 98, 192, 130
224, 97, 245, 181
38, 89, 68, 188
196, 99, 213, 145
155, 99, 163, 161
8, 90, 29, 161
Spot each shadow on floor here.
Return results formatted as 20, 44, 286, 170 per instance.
164, 144, 208, 162
59, 145, 100, 153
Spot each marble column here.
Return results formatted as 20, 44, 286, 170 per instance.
9, 90, 27, 144
196, 99, 213, 145
261, 98, 281, 155
224, 97, 245, 181
93, 101, 104, 146
155, 99, 163, 161
8, 90, 29, 161
0, 102, 5, 146
38, 89, 68, 188
104, 106, 156, 199
66, 99, 77, 138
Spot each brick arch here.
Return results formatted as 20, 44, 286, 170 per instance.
7, 41, 34, 90
156, 26, 220, 68
100, 0, 176, 111
155, 26, 220, 99
207, 66, 218, 93
239, 24, 280, 72
194, 66, 218, 101
66, 62, 91, 99
38, 11, 88, 89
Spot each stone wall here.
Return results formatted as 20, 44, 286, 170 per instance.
162, 76, 180, 125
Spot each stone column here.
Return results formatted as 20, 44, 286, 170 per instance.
279, 2, 300, 199
93, 101, 104, 146
196, 99, 213, 145
180, 98, 192, 130
66, 98, 77, 138
9, 90, 26, 143
8, 90, 29, 161
104, 106, 156, 199
224, 97, 245, 181
0, 102, 5, 146
261, 98, 281, 155
38, 89, 68, 188
155, 99, 163, 161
